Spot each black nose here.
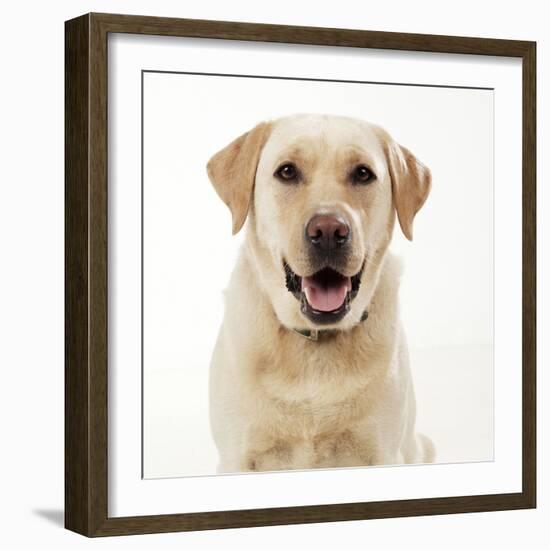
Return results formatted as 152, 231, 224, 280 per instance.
305, 214, 350, 251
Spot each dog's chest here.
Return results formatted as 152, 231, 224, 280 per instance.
245, 374, 376, 471
251, 344, 376, 435
241, 325, 394, 470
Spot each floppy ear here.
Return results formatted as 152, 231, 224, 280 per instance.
386, 140, 432, 241
206, 122, 272, 235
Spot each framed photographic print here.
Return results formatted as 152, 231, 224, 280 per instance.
65, 13, 536, 537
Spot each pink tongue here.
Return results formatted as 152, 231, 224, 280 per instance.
302, 276, 351, 312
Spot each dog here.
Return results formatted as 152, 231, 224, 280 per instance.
206, 114, 434, 473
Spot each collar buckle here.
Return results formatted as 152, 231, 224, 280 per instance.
292, 328, 319, 341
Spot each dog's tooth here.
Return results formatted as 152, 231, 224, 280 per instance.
303, 286, 315, 305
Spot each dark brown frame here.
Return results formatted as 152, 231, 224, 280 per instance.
65, 12, 536, 537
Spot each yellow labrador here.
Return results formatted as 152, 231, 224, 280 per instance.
206, 114, 434, 473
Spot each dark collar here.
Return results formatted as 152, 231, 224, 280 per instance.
292, 310, 368, 341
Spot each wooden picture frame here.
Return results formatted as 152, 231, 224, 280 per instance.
65, 12, 536, 537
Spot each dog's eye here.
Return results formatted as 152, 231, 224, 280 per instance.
352, 165, 375, 184
275, 163, 299, 182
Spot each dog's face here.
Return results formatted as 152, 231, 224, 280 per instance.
207, 114, 431, 331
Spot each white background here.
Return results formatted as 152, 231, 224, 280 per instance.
141, 70, 494, 477
0, 0, 546, 548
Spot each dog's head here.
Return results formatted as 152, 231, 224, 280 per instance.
207, 114, 431, 331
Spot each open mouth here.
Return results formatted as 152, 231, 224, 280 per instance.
284, 261, 364, 325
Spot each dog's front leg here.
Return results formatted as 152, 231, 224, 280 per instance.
241, 428, 295, 472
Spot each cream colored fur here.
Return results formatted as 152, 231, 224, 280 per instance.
207, 114, 434, 473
